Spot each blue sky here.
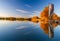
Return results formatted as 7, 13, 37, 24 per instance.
0, 0, 60, 17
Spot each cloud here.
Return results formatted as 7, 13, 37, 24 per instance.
16, 9, 29, 13
16, 9, 40, 17
33, 11, 40, 15
30, 11, 40, 17
16, 9, 33, 17
25, 4, 32, 8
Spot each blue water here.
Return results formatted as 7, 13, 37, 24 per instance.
0, 21, 60, 41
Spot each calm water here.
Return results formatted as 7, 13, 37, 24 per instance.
0, 21, 60, 41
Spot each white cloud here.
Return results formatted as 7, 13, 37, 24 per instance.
25, 4, 32, 8
16, 9, 29, 13
16, 9, 33, 17
30, 11, 40, 17
16, 9, 40, 17
33, 11, 40, 14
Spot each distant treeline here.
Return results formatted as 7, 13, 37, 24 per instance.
0, 17, 31, 21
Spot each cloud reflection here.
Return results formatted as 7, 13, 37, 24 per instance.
0, 6, 60, 39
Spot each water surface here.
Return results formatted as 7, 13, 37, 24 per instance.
0, 21, 60, 41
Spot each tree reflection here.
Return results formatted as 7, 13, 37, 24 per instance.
0, 6, 60, 38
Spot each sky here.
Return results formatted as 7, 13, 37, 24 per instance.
0, 0, 60, 17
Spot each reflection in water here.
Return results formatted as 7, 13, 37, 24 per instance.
0, 16, 60, 39
0, 4, 60, 39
